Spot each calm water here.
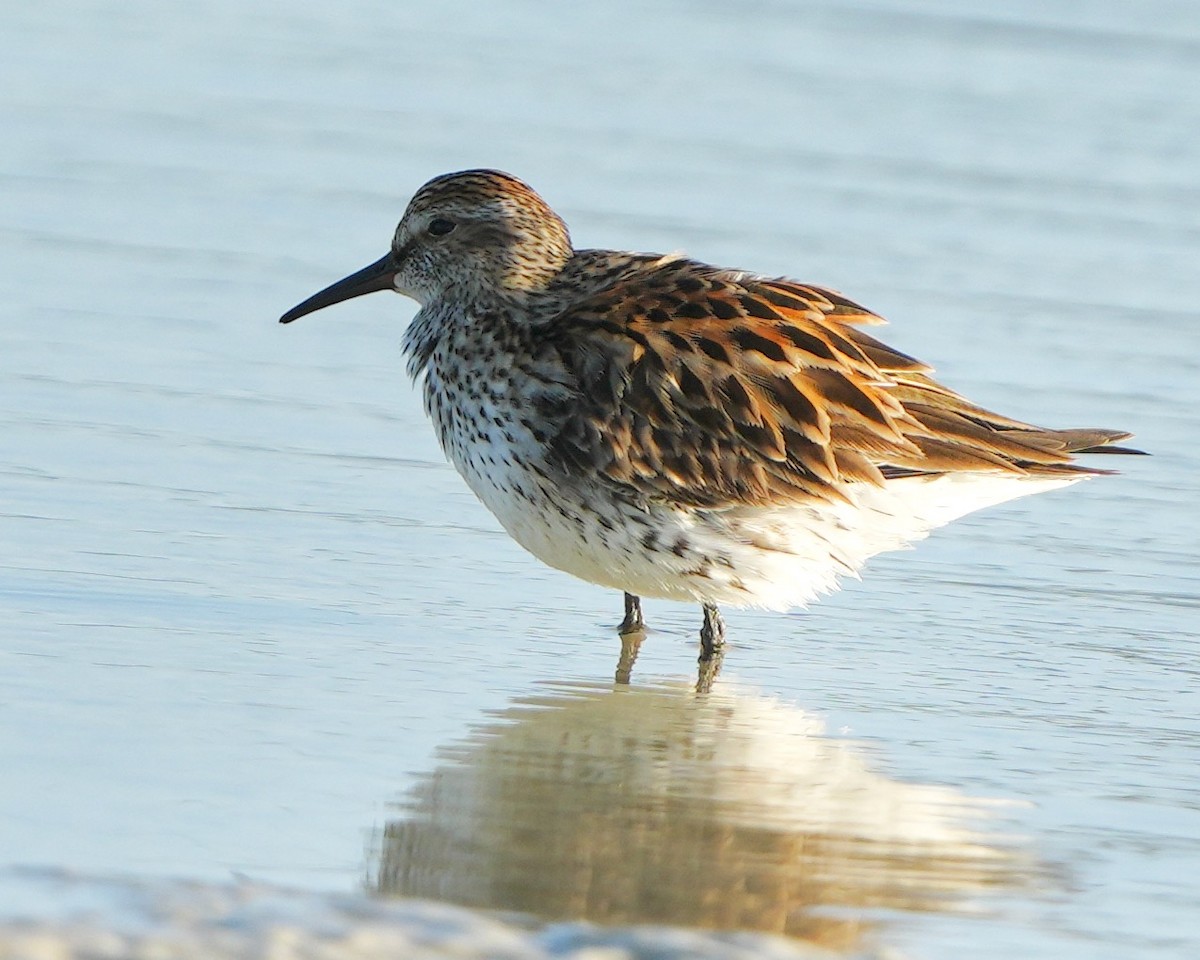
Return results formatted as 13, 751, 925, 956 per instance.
2, 1, 1198, 957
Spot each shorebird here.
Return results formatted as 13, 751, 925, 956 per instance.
280, 169, 1139, 663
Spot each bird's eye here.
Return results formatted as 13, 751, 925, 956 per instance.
427, 218, 456, 237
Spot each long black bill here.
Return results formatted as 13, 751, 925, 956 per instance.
279, 253, 398, 324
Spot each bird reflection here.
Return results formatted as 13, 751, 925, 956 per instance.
616, 627, 722, 691
371, 680, 1028, 951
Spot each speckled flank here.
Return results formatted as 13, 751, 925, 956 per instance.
282, 169, 1140, 645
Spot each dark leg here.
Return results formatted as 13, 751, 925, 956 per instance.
618, 592, 645, 634
699, 603, 725, 662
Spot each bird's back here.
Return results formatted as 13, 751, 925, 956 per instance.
536, 251, 1136, 512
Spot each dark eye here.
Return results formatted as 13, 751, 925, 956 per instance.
427, 218, 456, 237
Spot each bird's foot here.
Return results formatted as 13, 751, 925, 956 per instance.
618, 592, 646, 634
699, 603, 726, 662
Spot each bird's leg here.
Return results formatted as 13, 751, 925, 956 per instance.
618, 592, 645, 634
699, 603, 726, 661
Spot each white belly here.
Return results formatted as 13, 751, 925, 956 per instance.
451, 432, 1081, 610
422, 354, 1081, 610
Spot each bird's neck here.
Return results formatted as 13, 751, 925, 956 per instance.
401, 290, 541, 384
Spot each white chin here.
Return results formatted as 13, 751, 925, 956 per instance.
393, 281, 422, 304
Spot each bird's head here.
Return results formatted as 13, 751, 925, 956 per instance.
279, 169, 573, 324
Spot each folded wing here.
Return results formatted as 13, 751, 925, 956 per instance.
544, 255, 1135, 510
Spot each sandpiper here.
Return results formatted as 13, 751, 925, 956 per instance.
281, 169, 1140, 662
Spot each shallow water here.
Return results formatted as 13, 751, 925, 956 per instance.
2, 1, 1199, 957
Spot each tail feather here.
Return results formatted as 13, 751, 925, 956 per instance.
887, 372, 1145, 478
878, 422, 1144, 481
1006, 426, 1145, 476
1074, 444, 1146, 455
1051, 428, 1145, 456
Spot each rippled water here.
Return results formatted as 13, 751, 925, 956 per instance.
2, 1, 1198, 958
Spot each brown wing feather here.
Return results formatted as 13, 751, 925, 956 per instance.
546, 256, 1136, 508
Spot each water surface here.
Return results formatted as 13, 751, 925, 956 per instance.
2, 1, 1198, 957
